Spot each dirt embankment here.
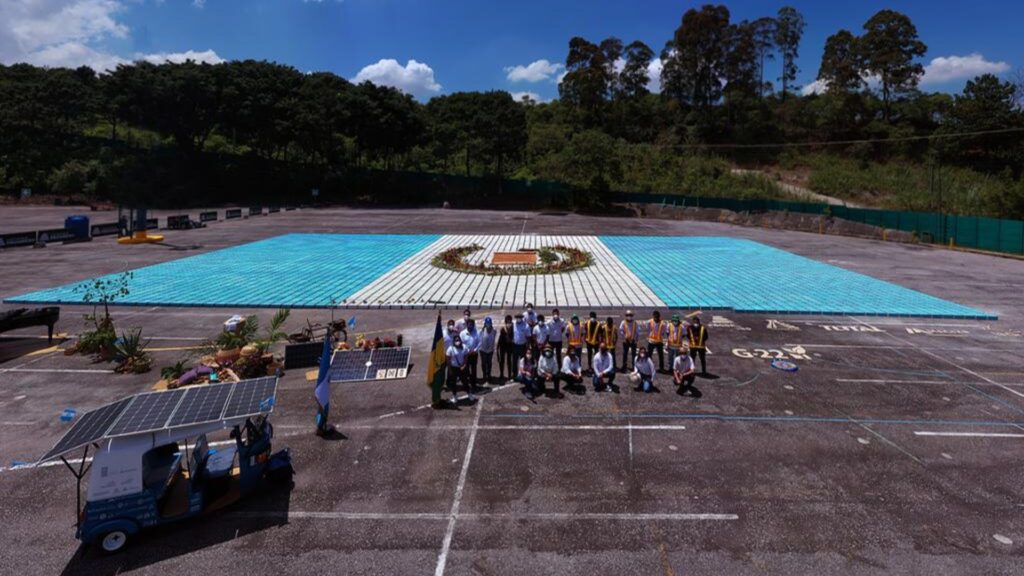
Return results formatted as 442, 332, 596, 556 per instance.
628, 203, 916, 243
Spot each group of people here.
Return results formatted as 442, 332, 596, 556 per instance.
442, 304, 709, 405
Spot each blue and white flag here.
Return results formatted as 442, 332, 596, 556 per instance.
314, 330, 332, 409
347, 316, 357, 329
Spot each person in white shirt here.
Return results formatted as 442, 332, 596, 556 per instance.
532, 314, 549, 358
513, 313, 531, 374
446, 335, 476, 404
455, 308, 471, 333
673, 345, 700, 397
537, 344, 560, 398
460, 318, 481, 390
478, 317, 497, 385
547, 308, 565, 364
443, 319, 456, 349
591, 343, 618, 393
524, 302, 538, 327
632, 346, 657, 393
517, 348, 539, 400
559, 345, 584, 395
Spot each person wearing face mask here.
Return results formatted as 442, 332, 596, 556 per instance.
479, 317, 497, 385
524, 302, 538, 327
455, 308, 472, 333
517, 347, 539, 400
498, 315, 515, 382
559, 345, 585, 395
618, 310, 639, 373
512, 313, 531, 381
537, 344, 560, 398
547, 308, 565, 364
666, 314, 687, 370
674, 344, 700, 397
592, 343, 618, 393
443, 319, 457, 349
602, 316, 618, 371
446, 335, 476, 404
565, 314, 584, 362
646, 310, 668, 373
584, 311, 601, 373
532, 314, 549, 359
687, 315, 709, 375
632, 346, 657, 393
460, 318, 481, 390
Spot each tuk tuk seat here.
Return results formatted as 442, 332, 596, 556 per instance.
205, 445, 237, 478
142, 445, 182, 501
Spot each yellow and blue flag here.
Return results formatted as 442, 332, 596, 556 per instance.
427, 313, 446, 403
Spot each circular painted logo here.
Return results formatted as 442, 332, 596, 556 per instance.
771, 359, 799, 372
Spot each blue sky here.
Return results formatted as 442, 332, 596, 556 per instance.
0, 1, 1018, 101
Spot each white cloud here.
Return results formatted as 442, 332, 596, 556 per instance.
136, 49, 223, 65
353, 58, 441, 98
0, 1, 224, 72
510, 91, 543, 103
192, 0, 205, 8
922, 53, 1010, 85
801, 79, 828, 96
646, 58, 662, 93
505, 59, 563, 83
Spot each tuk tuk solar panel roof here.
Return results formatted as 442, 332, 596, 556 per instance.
38, 377, 279, 463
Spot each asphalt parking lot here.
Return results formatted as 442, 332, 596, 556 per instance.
1, 206, 1023, 575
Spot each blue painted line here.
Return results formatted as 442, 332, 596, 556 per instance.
488, 412, 1024, 428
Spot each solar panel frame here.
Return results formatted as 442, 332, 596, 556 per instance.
367, 347, 411, 380
38, 377, 280, 463
165, 382, 235, 428
222, 377, 278, 419
106, 389, 188, 437
39, 397, 133, 463
328, 349, 373, 382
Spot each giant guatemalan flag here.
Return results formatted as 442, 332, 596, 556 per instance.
427, 313, 446, 403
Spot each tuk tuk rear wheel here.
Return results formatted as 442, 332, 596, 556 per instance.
100, 530, 128, 553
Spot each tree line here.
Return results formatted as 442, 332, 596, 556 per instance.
0, 4, 1022, 216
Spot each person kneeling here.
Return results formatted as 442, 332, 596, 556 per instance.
632, 347, 657, 392
517, 348, 541, 400
673, 345, 701, 397
591, 343, 618, 393
537, 344, 560, 398
559, 346, 585, 395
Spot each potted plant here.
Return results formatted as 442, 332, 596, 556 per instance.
113, 329, 152, 374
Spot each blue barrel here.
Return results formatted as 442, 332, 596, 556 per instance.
64, 215, 90, 239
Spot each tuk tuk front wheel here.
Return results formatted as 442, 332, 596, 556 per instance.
100, 530, 129, 553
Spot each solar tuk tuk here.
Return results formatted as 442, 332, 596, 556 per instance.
37, 376, 293, 553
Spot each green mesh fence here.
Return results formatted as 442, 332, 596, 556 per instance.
612, 192, 1024, 256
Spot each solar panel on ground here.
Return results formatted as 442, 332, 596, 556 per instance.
328, 349, 372, 382
39, 397, 133, 463
166, 382, 235, 428
329, 347, 411, 382
368, 347, 411, 380
107, 389, 187, 437
222, 377, 278, 419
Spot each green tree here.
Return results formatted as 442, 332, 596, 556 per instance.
618, 40, 654, 99
774, 6, 805, 99
943, 74, 1024, 174
817, 30, 864, 94
751, 16, 776, 98
859, 9, 927, 122
662, 4, 732, 110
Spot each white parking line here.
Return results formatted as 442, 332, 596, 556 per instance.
913, 431, 1024, 438
231, 511, 738, 522
3, 368, 115, 374
434, 398, 482, 576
